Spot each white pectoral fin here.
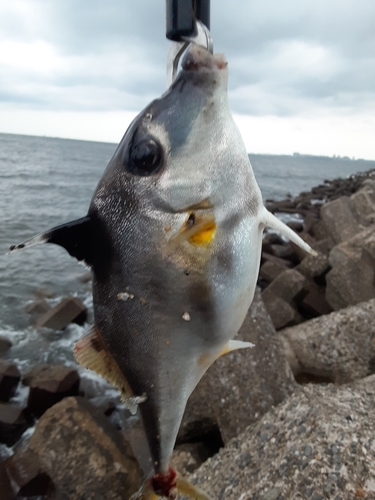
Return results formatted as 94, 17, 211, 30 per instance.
217, 339, 255, 359
260, 206, 318, 256
227, 340, 255, 351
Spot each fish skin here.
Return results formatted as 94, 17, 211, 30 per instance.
87, 45, 264, 474
9, 44, 315, 498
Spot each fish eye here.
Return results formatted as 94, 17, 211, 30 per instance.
127, 137, 163, 176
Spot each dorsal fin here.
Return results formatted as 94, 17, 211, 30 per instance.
9, 216, 94, 264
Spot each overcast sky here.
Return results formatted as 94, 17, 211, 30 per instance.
1, 0, 374, 159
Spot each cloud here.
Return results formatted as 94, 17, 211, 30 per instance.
0, 0, 374, 158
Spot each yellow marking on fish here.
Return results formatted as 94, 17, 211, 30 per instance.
198, 352, 214, 369
188, 220, 216, 246
166, 213, 216, 252
218, 344, 231, 356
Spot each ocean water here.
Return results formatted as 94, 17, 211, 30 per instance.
1, 131, 375, 372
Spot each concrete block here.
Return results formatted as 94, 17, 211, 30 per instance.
0, 360, 20, 402
262, 290, 302, 330
320, 196, 360, 244
36, 297, 87, 330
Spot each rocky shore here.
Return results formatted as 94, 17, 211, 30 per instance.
1, 168, 375, 499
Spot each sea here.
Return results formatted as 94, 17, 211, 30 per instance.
1, 131, 375, 448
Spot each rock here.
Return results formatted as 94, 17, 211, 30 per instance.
184, 289, 295, 443
261, 232, 284, 254
33, 288, 55, 299
311, 219, 333, 244
180, 376, 375, 500
0, 336, 12, 356
286, 220, 303, 232
265, 199, 297, 213
290, 232, 317, 260
280, 299, 375, 383
23, 364, 80, 417
0, 456, 15, 500
35, 297, 87, 330
326, 262, 374, 312
303, 212, 319, 234
0, 404, 30, 446
296, 252, 330, 284
171, 442, 215, 477
5, 448, 52, 497
320, 196, 360, 244
270, 242, 300, 263
262, 269, 307, 303
28, 397, 141, 499
326, 227, 375, 310
261, 252, 293, 269
259, 260, 288, 283
350, 186, 375, 225
298, 289, 333, 318
312, 236, 334, 255
178, 382, 217, 444
24, 299, 51, 315
262, 290, 302, 330
0, 360, 21, 402
78, 271, 92, 283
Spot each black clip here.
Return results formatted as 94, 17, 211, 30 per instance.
166, 0, 210, 41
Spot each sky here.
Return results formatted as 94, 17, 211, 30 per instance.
0, 0, 374, 159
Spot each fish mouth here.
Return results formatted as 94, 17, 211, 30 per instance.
181, 44, 228, 73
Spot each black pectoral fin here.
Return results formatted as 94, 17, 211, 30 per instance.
9, 216, 93, 263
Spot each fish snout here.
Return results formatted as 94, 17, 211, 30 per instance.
182, 44, 227, 71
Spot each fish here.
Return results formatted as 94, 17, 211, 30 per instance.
9, 44, 316, 499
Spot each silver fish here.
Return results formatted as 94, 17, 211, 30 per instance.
10, 44, 315, 499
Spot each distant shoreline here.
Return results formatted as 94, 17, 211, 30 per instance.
1, 131, 374, 162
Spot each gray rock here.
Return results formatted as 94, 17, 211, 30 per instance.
23, 364, 80, 417
262, 269, 307, 303
261, 252, 293, 269
0, 456, 15, 500
261, 290, 302, 330
350, 185, 375, 225
280, 299, 375, 384
312, 237, 335, 256
179, 376, 375, 499
0, 360, 21, 402
171, 442, 212, 476
0, 336, 12, 356
320, 196, 360, 244
178, 381, 217, 444
183, 289, 295, 443
24, 298, 51, 315
5, 448, 52, 497
311, 219, 333, 244
259, 260, 288, 283
36, 297, 87, 330
33, 288, 55, 299
28, 397, 141, 500
78, 271, 92, 283
298, 289, 333, 317
0, 403, 30, 446
326, 227, 375, 310
296, 252, 330, 282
